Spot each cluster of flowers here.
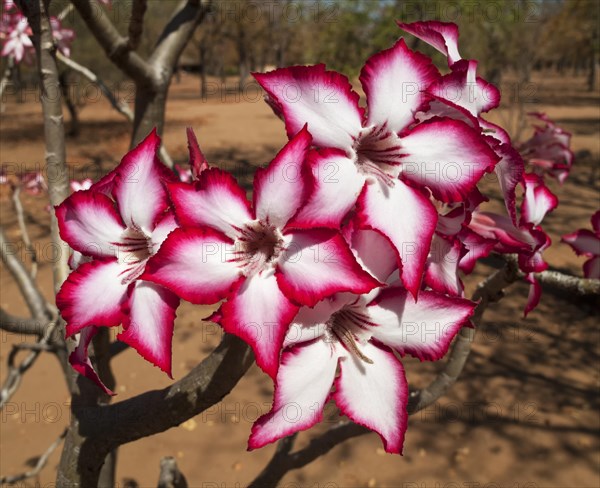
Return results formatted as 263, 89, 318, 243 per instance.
0, 165, 92, 196
517, 115, 600, 279
520, 112, 574, 184
54, 21, 566, 454
0, 167, 47, 194
499, 110, 598, 280
1, 0, 76, 63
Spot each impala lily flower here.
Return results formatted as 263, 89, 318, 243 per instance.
562, 211, 600, 279
69, 326, 112, 394
254, 39, 497, 296
424, 201, 496, 297
249, 226, 476, 454
520, 112, 574, 184
20, 171, 47, 194
0, 11, 33, 63
399, 21, 525, 225
144, 127, 381, 377
469, 173, 558, 315
56, 130, 180, 378
49, 16, 75, 58
64, 251, 113, 395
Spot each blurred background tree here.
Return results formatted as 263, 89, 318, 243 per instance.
2, 0, 597, 121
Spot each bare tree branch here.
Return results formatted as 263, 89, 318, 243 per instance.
11, 186, 38, 279
57, 334, 253, 486
0, 318, 58, 409
131, 0, 210, 148
58, 3, 74, 21
248, 434, 298, 488
128, 0, 147, 50
70, 0, 209, 160
0, 227, 50, 322
0, 427, 67, 485
157, 456, 188, 488
55, 51, 175, 167
17, 0, 70, 293
0, 309, 45, 336
407, 258, 521, 413
533, 269, 600, 295
150, 0, 210, 75
56, 51, 134, 120
0, 56, 14, 106
69, 0, 154, 86
497, 254, 600, 295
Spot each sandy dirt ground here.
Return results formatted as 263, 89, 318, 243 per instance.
0, 72, 599, 488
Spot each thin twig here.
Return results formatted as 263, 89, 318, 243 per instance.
56, 51, 134, 121
0, 226, 50, 322
500, 254, 600, 296
57, 3, 73, 21
0, 318, 58, 409
55, 51, 177, 167
69, 0, 153, 84
0, 427, 67, 485
157, 456, 188, 488
533, 269, 600, 295
12, 342, 56, 352
16, 0, 70, 293
0, 309, 45, 336
128, 0, 147, 50
0, 56, 14, 108
11, 186, 38, 279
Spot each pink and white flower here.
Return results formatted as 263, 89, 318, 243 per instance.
469, 173, 558, 315
562, 211, 600, 279
249, 226, 476, 454
0, 10, 33, 63
396, 20, 461, 67
49, 16, 75, 58
20, 171, 47, 194
70, 178, 93, 192
399, 21, 524, 225
253, 40, 497, 296
144, 127, 381, 377
0, 167, 8, 185
520, 112, 574, 184
423, 200, 497, 297
56, 130, 180, 383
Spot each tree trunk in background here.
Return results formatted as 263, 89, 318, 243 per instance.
588, 55, 597, 92
60, 70, 79, 137
199, 40, 208, 99
131, 84, 168, 149
237, 28, 248, 91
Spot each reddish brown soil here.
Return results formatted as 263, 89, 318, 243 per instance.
0, 72, 599, 488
